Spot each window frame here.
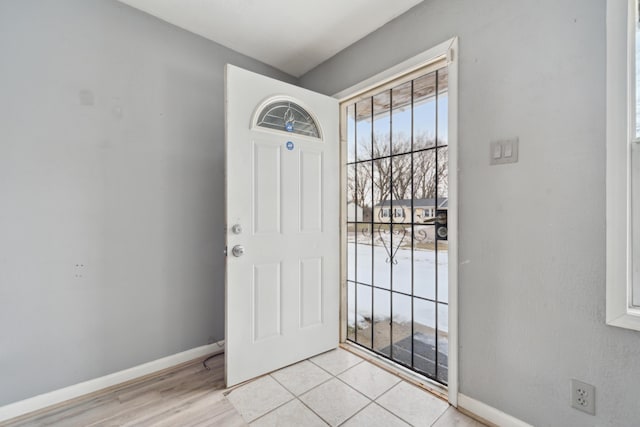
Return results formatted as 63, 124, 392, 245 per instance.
337, 36, 459, 405
606, 0, 640, 330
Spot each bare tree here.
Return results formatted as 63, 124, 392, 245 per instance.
347, 164, 372, 207
412, 132, 448, 200
372, 156, 391, 206
413, 148, 437, 199
391, 149, 412, 200
436, 147, 449, 198
352, 130, 448, 209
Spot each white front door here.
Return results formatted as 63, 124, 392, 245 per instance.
225, 65, 339, 387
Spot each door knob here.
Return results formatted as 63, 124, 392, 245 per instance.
232, 245, 245, 257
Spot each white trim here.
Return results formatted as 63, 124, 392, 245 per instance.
332, 38, 454, 101
446, 36, 459, 407
0, 341, 225, 423
458, 394, 532, 427
605, 0, 640, 331
335, 36, 460, 407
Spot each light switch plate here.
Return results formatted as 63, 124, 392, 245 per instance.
491, 142, 502, 159
490, 138, 519, 165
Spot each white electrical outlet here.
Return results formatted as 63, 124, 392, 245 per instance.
74, 263, 86, 279
571, 379, 595, 415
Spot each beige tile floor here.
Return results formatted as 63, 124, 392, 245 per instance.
226, 348, 485, 427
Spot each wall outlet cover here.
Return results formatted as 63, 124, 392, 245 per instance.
571, 379, 595, 415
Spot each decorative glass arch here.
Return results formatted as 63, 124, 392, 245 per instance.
255, 100, 321, 139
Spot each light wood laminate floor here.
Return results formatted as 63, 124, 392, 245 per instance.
2, 354, 246, 427
2, 350, 484, 427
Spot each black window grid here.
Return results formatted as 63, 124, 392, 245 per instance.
345, 67, 449, 385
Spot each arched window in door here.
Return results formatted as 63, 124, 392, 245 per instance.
255, 99, 321, 139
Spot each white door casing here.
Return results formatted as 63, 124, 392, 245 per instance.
225, 65, 339, 387
333, 38, 458, 405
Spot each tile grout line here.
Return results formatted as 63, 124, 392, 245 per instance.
311, 354, 413, 425
243, 350, 445, 427
369, 400, 414, 426
372, 380, 403, 401
307, 352, 365, 377
428, 405, 450, 427
235, 354, 351, 426
336, 401, 375, 427
351, 369, 403, 401
374, 381, 452, 427
373, 385, 403, 402
333, 372, 385, 403
228, 375, 296, 425
332, 357, 405, 402
274, 368, 334, 403
294, 397, 331, 426
268, 369, 332, 426
304, 353, 381, 425
371, 382, 419, 426
303, 357, 373, 425
231, 355, 341, 425
243, 394, 296, 425
310, 351, 437, 426
340, 342, 449, 401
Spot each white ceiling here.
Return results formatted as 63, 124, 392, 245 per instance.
117, 0, 423, 77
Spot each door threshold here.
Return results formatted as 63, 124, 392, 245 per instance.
339, 341, 448, 402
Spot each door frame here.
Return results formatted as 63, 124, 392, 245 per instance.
333, 37, 459, 406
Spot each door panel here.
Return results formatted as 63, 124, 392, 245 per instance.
299, 150, 323, 232
300, 257, 323, 328
225, 65, 339, 387
253, 141, 282, 234
252, 262, 282, 342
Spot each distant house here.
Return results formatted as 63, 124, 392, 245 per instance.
373, 198, 448, 223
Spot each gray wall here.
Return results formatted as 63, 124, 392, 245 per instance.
301, 1, 640, 426
0, 0, 295, 406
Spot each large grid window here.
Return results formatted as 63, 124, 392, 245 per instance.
345, 67, 449, 384
606, 0, 640, 331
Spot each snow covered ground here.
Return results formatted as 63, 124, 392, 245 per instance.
347, 243, 449, 332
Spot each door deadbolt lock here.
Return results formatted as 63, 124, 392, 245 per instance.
231, 224, 242, 235
231, 245, 245, 257
435, 209, 448, 241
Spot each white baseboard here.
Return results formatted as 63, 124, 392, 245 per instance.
458, 393, 532, 427
0, 340, 225, 423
